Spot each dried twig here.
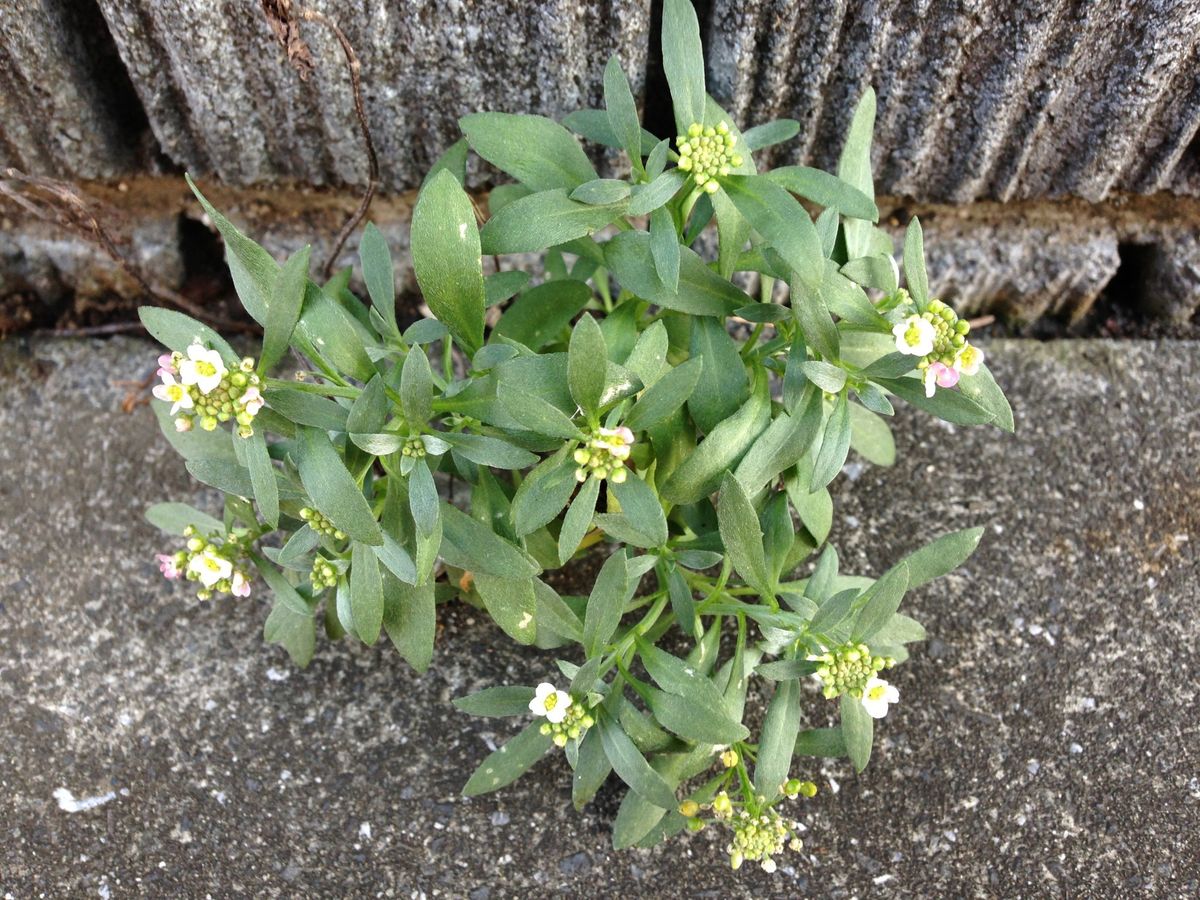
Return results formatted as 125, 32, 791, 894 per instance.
0, 168, 256, 334
262, 2, 379, 280
37, 321, 147, 338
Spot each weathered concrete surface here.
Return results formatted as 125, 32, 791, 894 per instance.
0, 0, 145, 178
94, 0, 651, 191
708, 0, 1200, 203
1, 337, 1199, 896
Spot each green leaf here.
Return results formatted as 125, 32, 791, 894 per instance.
791, 275, 840, 361
903, 216, 929, 307
493, 279, 591, 350
571, 178, 632, 205
836, 88, 877, 260
785, 469, 832, 544
474, 574, 538, 645
840, 693, 874, 772
350, 540, 384, 645
621, 319, 669, 386
687, 315, 747, 433
408, 459, 440, 538
808, 587, 858, 636
628, 171, 687, 216
811, 394, 851, 490
373, 532, 418, 585
244, 429, 279, 528
660, 371, 771, 505
625, 356, 702, 432
848, 402, 896, 466
742, 119, 800, 152
637, 638, 730, 713
138, 307, 238, 363
650, 207, 680, 292
718, 473, 774, 598
874, 376, 994, 425
481, 189, 624, 255
400, 345, 433, 428
664, 561, 696, 637
851, 562, 910, 642
841, 254, 898, 294
721, 174, 824, 293
755, 679, 799, 800
582, 548, 629, 657
454, 685, 537, 718
604, 54, 644, 169
661, 0, 706, 132
498, 384, 584, 440
733, 388, 823, 494
296, 426, 383, 545
599, 713, 677, 809
800, 360, 847, 393
260, 245, 311, 374
263, 596, 315, 667
411, 170, 486, 354
558, 474, 600, 565
346, 374, 388, 434
437, 433, 537, 469
611, 475, 668, 549
460, 112, 597, 192
795, 726, 847, 758
484, 270, 530, 307
568, 313, 606, 415
439, 502, 540, 578
572, 727, 612, 811
145, 502, 223, 536
562, 109, 659, 155
359, 223, 396, 336
263, 387, 348, 431
755, 659, 819, 681
462, 721, 554, 796
605, 231, 745, 318
958, 363, 1014, 432
900, 526, 984, 590
645, 687, 748, 744
511, 450, 580, 536
378, 577, 431, 669
767, 166, 878, 221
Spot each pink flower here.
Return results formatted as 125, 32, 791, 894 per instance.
231, 571, 252, 598
157, 353, 176, 377
923, 361, 960, 398
156, 554, 181, 579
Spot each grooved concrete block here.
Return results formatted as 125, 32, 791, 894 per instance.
707, 0, 1200, 203
95, 0, 651, 191
1141, 230, 1200, 322
910, 215, 1120, 324
0, 0, 141, 178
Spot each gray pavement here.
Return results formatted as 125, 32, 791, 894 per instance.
1, 336, 1198, 898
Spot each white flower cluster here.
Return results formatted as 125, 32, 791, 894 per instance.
153, 344, 265, 438
573, 426, 634, 483
891, 299, 984, 398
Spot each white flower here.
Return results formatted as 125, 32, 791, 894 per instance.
188, 548, 233, 588
152, 373, 194, 415
892, 315, 936, 357
923, 361, 960, 398
954, 343, 984, 377
178, 344, 227, 395
240, 386, 265, 415
761, 858, 777, 874
528, 682, 572, 724
231, 570, 251, 598
861, 677, 899, 719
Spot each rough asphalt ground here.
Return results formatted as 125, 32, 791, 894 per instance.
1, 337, 1197, 898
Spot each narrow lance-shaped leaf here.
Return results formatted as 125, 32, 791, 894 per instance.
650, 207, 680, 292
718, 473, 775, 600
481, 189, 625, 255
568, 313, 606, 416
260, 245, 311, 374
840, 692, 874, 773
836, 88, 877, 260
755, 679, 799, 801
400, 344, 433, 428
604, 55, 644, 173
903, 216, 930, 307
661, 0, 706, 132
462, 721, 554, 797
460, 112, 597, 192
721, 174, 824, 293
359, 223, 397, 336
350, 540, 384, 645
296, 427, 383, 545
582, 548, 629, 657
411, 170, 485, 354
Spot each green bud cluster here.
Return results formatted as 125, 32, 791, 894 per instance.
726, 806, 802, 873
573, 425, 634, 484
300, 507, 346, 542
914, 299, 972, 370
814, 642, 895, 700
537, 701, 595, 748
401, 437, 426, 458
676, 121, 743, 193
310, 556, 338, 592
